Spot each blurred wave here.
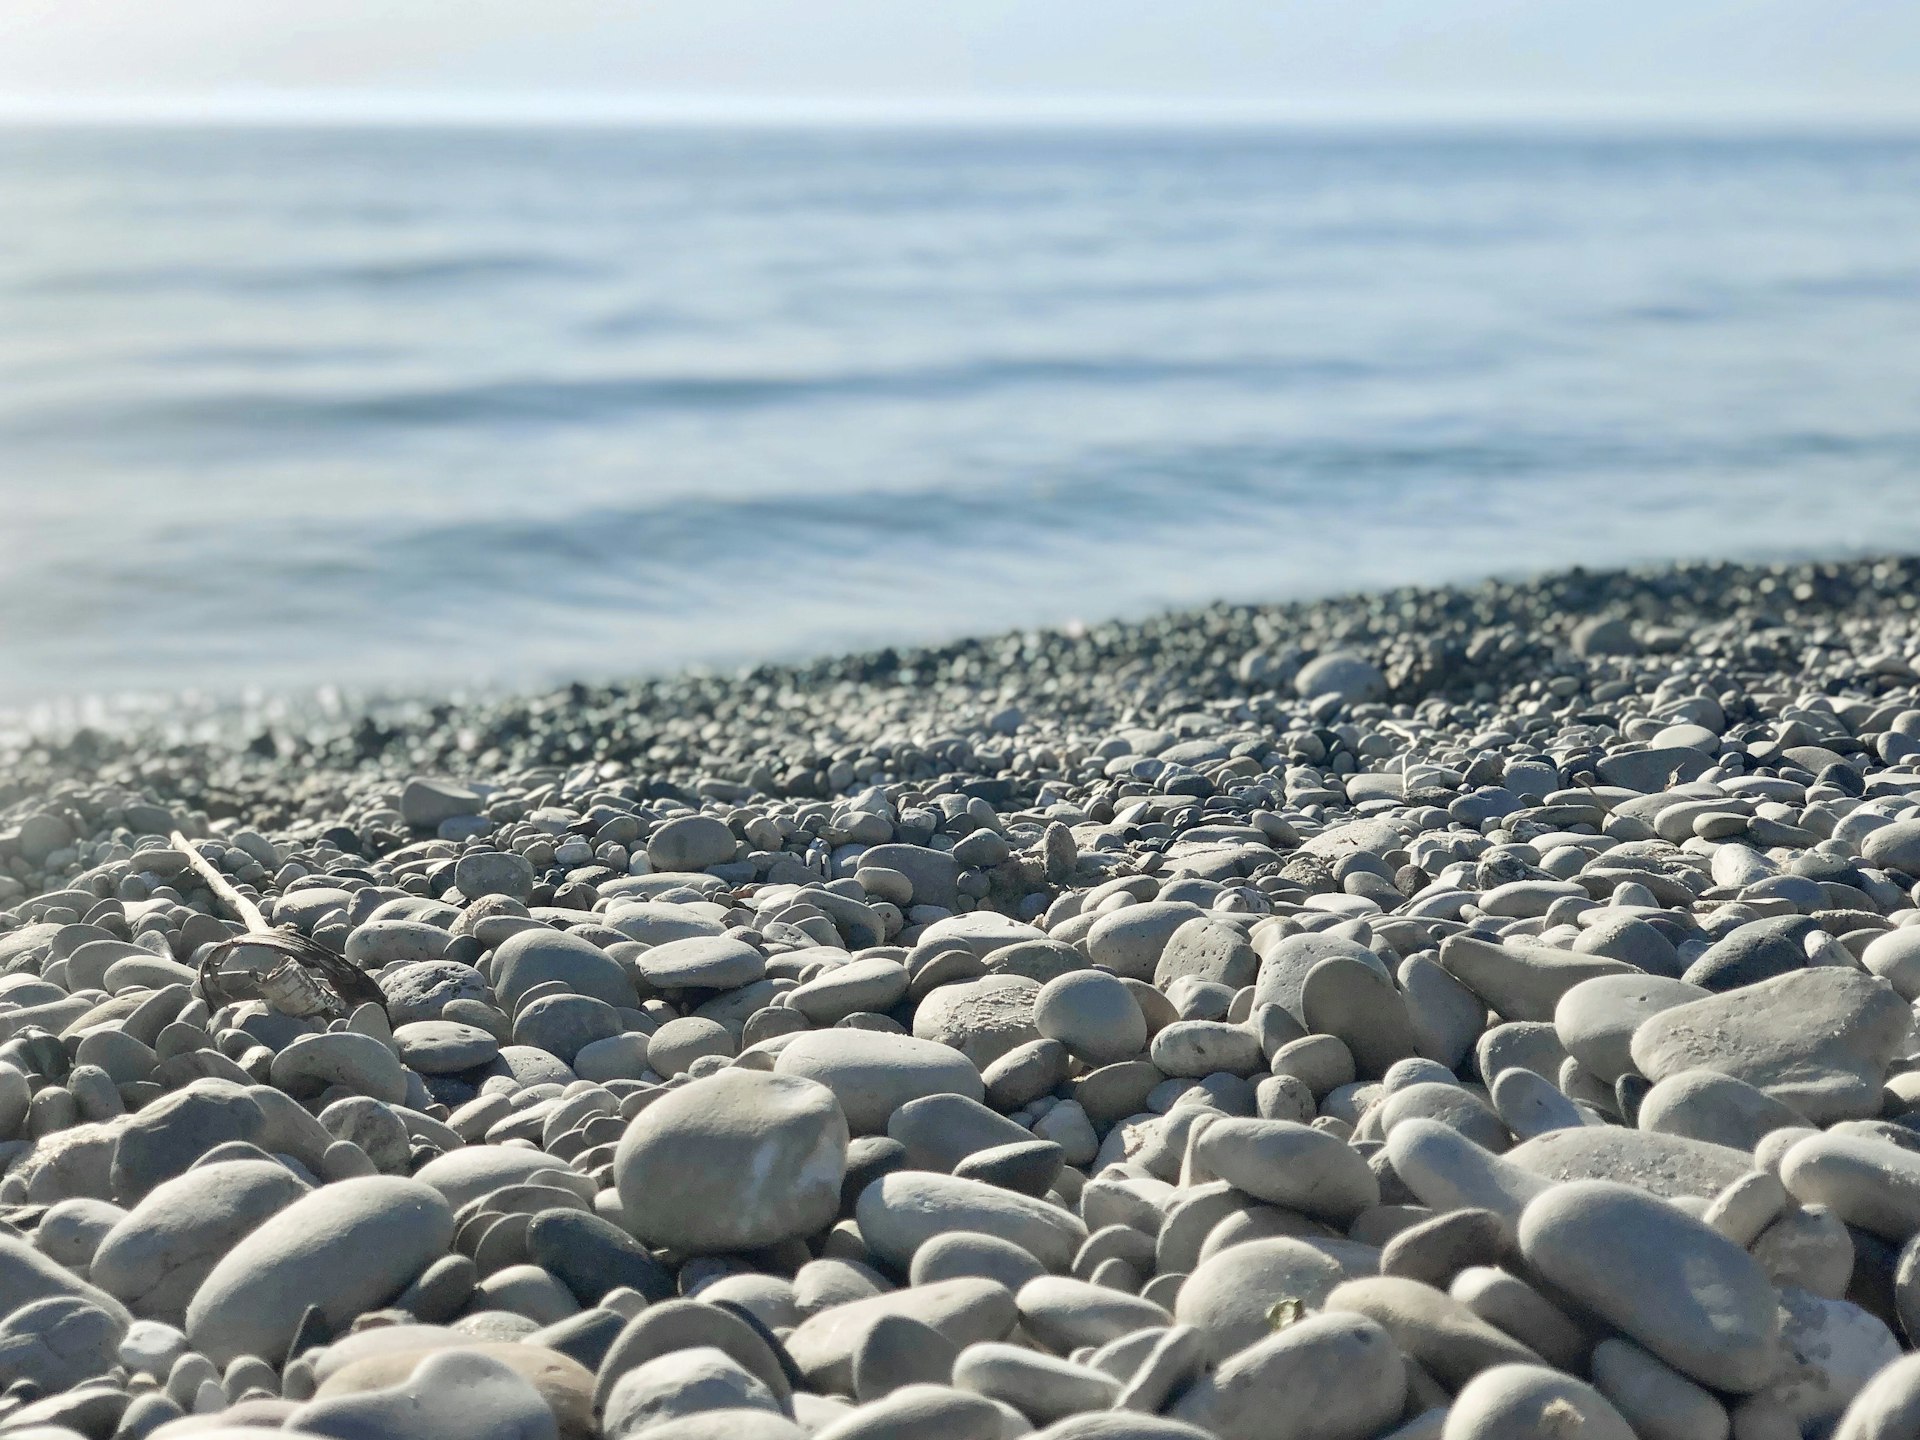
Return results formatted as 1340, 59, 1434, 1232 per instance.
1, 125, 1918, 707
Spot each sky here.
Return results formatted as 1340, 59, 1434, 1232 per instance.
0, 0, 1916, 123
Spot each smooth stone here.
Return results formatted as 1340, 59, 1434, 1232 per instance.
1780, 1133, 1920, 1242
1400, 956, 1486, 1070
110, 1079, 267, 1202
288, 1348, 556, 1440
1442, 1364, 1636, 1440
315, 1341, 593, 1438
185, 1176, 455, 1366
1294, 651, 1387, 703
1553, 974, 1709, 1084
1154, 918, 1259, 991
593, 1299, 791, 1416
393, 1021, 499, 1075
634, 936, 766, 991
774, 1030, 985, 1134
602, 1346, 781, 1438
1448, 1267, 1589, 1373
1591, 1338, 1730, 1440
951, 1341, 1120, 1423
788, 960, 911, 1026
783, 1278, 1020, 1395
614, 1068, 848, 1253
1489, 1067, 1584, 1141
491, 928, 637, 1013
1167, 1311, 1406, 1440
1862, 929, 1920, 1001
856, 1172, 1087, 1273
91, 1160, 309, 1322
1518, 1180, 1780, 1392
1149, 1021, 1263, 1078
1862, 821, 1920, 877
512, 995, 621, 1065
1323, 1275, 1542, 1388
1830, 1351, 1920, 1440
1629, 968, 1911, 1125
1300, 957, 1419, 1078
400, 778, 483, 829
1638, 1070, 1810, 1153
1033, 972, 1147, 1065
1438, 933, 1635, 1024
1377, 1083, 1511, 1154
380, 961, 491, 1026
808, 1384, 1003, 1440
1507, 1124, 1753, 1200
1174, 1238, 1347, 1360
917, 914, 1047, 961
646, 816, 738, 872
886, 1093, 1035, 1173
1682, 917, 1813, 992
1761, 1286, 1901, 1429
0, 1233, 132, 1326
1015, 1276, 1169, 1354
1379, 1209, 1508, 1289
1253, 933, 1389, 1020
1189, 1118, 1379, 1223
31, 1197, 125, 1270
1384, 1120, 1552, 1231
451, 850, 536, 902
0, 1295, 124, 1393
524, 1210, 676, 1306
1574, 913, 1686, 978
910, 1233, 1048, 1293
269, 1032, 408, 1105
1085, 904, 1209, 982
415, 1146, 590, 1210
850, 1316, 958, 1400
344, 919, 452, 970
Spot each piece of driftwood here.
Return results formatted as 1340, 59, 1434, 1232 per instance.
172, 831, 387, 1018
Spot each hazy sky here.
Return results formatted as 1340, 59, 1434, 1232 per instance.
1, 0, 1916, 121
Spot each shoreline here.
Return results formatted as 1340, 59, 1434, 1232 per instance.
1, 551, 1919, 1433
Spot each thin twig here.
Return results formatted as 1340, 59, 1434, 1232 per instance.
170, 830, 267, 932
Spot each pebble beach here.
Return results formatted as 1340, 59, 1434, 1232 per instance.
7, 552, 1920, 1439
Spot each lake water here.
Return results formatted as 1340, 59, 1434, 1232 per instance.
2, 125, 1918, 710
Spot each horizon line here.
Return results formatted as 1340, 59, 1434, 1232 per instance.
3, 90, 1920, 131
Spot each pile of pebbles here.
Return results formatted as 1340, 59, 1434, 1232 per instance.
4, 554, 1920, 1439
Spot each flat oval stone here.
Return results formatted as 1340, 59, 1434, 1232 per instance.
856, 1172, 1087, 1273
1553, 974, 1708, 1084
646, 815, 738, 872
491, 928, 637, 1013
1301, 956, 1420, 1078
269, 1032, 408, 1105
1779, 1132, 1920, 1242
1189, 1118, 1379, 1223
1443, 1364, 1635, 1440
1175, 1238, 1347, 1361
186, 1176, 455, 1366
1518, 1180, 1779, 1393
1167, 1311, 1406, 1440
394, 1021, 499, 1075
614, 1068, 848, 1254
91, 1160, 308, 1323
1629, 968, 1911, 1125
774, 1029, 984, 1134
1033, 971, 1147, 1065
634, 936, 766, 991
1506, 1127, 1753, 1201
